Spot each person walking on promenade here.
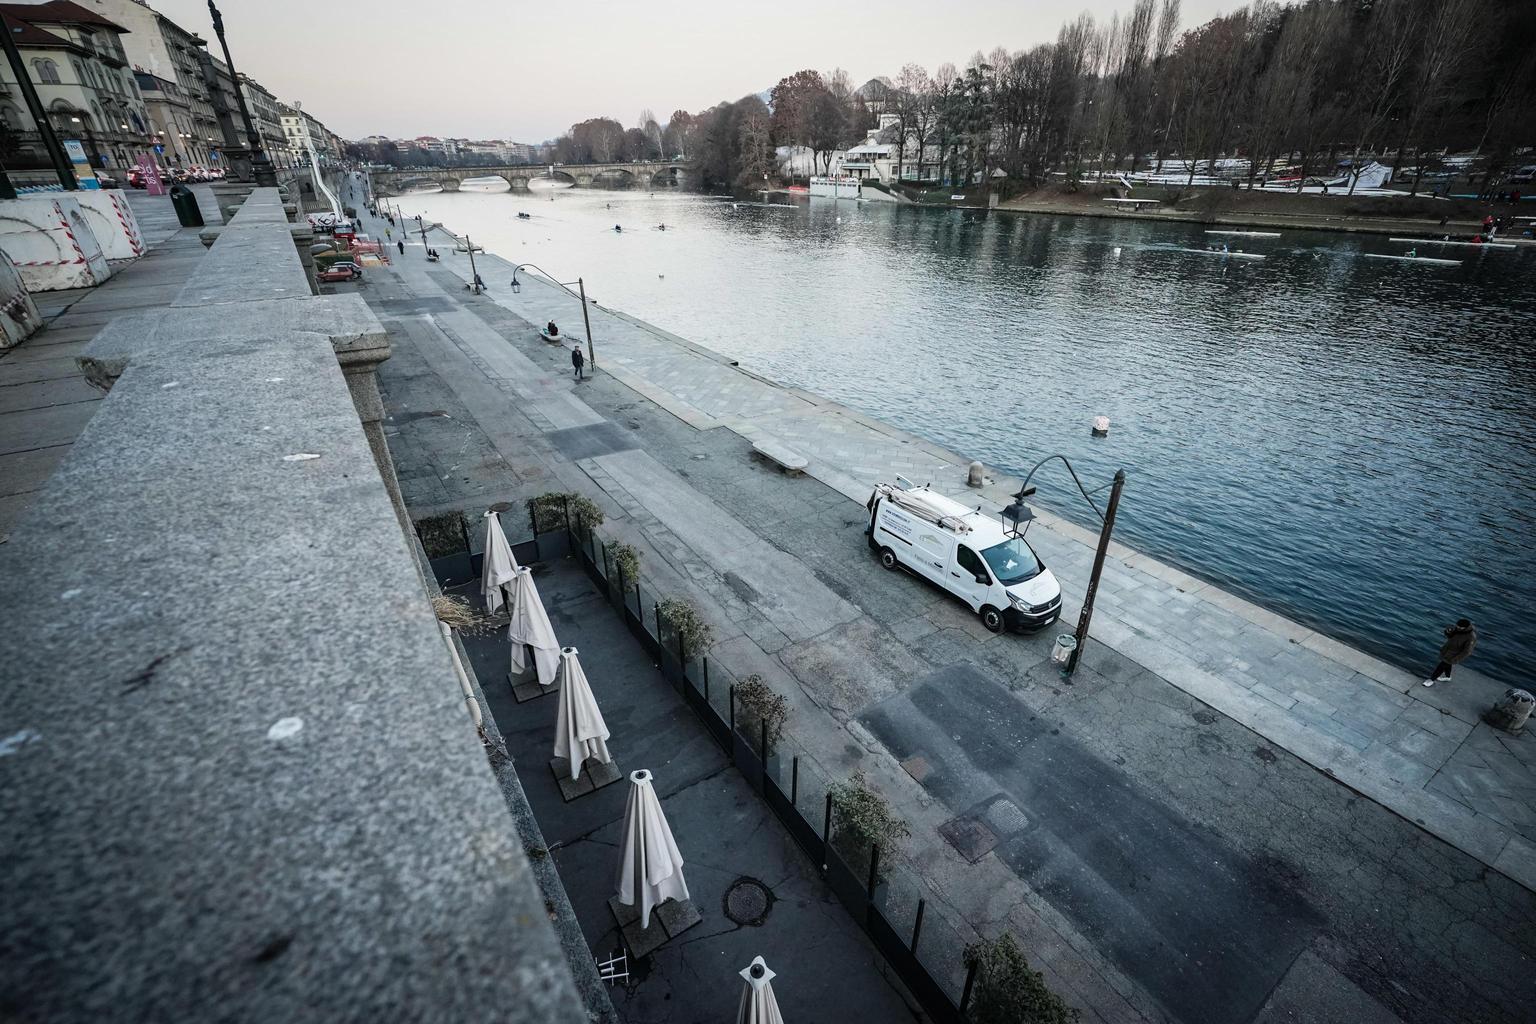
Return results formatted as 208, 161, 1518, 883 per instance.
397, 239, 405, 255
1424, 619, 1478, 686
571, 344, 585, 380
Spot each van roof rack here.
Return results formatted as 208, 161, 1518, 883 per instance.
876, 481, 975, 534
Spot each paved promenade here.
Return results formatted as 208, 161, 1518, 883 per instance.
432, 227, 1535, 895
349, 191, 1536, 1024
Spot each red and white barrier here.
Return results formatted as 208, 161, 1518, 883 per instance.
0, 195, 113, 291
0, 252, 42, 350
76, 190, 146, 259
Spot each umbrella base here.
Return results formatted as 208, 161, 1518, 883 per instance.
509, 671, 559, 703
550, 755, 622, 802
608, 895, 702, 959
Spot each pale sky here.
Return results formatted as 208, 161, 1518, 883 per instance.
140, 0, 1235, 142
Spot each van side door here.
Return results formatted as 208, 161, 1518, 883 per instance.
950, 544, 993, 611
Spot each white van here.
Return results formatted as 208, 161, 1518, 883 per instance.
866, 481, 1062, 633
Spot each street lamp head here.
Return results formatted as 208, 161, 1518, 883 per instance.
1001, 493, 1036, 537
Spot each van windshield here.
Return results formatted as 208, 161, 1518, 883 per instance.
980, 537, 1043, 585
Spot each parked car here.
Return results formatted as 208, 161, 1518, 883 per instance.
1510, 164, 1536, 185
866, 480, 1062, 632
318, 262, 362, 282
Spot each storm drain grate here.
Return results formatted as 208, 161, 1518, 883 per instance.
723, 877, 774, 926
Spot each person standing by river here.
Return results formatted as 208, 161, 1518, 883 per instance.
571, 343, 585, 380
1424, 619, 1478, 686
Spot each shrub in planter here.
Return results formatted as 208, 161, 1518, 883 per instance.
962, 933, 1079, 1024
733, 674, 789, 750
526, 492, 604, 535
611, 541, 641, 587
656, 597, 713, 658
828, 771, 909, 870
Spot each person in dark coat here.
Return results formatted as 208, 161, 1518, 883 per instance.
1424, 619, 1477, 686
571, 344, 585, 380
397, 239, 405, 255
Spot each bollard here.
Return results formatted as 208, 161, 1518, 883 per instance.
967, 461, 985, 487
1483, 688, 1534, 734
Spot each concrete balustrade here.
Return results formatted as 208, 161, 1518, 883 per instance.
0, 187, 590, 1021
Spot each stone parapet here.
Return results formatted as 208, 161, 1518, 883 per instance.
0, 188, 590, 1021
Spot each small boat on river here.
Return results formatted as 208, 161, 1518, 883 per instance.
1174, 247, 1267, 260
1205, 230, 1281, 238
1386, 237, 1516, 250
1362, 253, 1461, 266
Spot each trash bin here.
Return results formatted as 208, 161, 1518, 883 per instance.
1051, 633, 1077, 666
169, 184, 203, 227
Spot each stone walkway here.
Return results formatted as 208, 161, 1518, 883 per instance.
425, 235, 1535, 896
0, 215, 208, 539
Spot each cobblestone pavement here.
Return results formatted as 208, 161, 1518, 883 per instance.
351, 196, 1536, 1024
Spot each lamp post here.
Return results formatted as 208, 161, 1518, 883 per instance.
463, 234, 482, 293
0, 19, 76, 191
511, 263, 595, 368
1005, 455, 1126, 675
206, 0, 276, 185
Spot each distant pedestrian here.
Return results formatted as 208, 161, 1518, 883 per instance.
1423, 619, 1477, 687
385, 227, 392, 241
397, 239, 405, 255
571, 344, 585, 380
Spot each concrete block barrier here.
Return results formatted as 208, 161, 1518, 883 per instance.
74, 190, 147, 260
0, 194, 113, 290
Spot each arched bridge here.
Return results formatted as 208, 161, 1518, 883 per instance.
369, 161, 687, 195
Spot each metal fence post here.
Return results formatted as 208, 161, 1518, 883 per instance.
822, 793, 833, 848
960, 959, 979, 1014
866, 844, 881, 900
703, 658, 710, 702
729, 685, 736, 735
760, 718, 768, 761
791, 757, 799, 805
633, 583, 640, 616
911, 898, 926, 953
654, 602, 661, 640
561, 496, 571, 537
601, 543, 610, 584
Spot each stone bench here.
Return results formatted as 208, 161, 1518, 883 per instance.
752, 439, 808, 475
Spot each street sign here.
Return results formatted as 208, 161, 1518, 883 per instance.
63, 140, 101, 189
137, 154, 166, 197
153, 143, 164, 155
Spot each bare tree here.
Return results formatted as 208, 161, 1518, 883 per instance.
1393, 0, 1483, 193
889, 63, 930, 180
1344, 0, 1423, 193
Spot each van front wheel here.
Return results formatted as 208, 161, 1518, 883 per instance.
879, 547, 899, 571
980, 606, 1004, 633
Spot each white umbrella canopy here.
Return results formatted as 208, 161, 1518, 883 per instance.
553, 647, 611, 777
614, 769, 688, 929
737, 957, 785, 1024
507, 567, 560, 687
481, 511, 519, 614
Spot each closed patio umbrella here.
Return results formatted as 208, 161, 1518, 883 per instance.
614, 769, 688, 929
507, 567, 560, 687
553, 647, 611, 778
737, 956, 785, 1024
481, 510, 519, 614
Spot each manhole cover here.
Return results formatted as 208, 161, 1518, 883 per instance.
723, 877, 774, 926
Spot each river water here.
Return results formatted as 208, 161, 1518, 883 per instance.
392, 185, 1536, 683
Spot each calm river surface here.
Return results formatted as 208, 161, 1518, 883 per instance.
395, 185, 1535, 682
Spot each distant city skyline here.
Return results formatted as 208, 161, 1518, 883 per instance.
119, 0, 1236, 140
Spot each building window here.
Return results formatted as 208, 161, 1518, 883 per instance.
33, 59, 61, 84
